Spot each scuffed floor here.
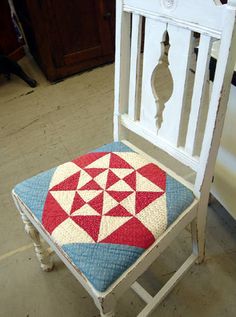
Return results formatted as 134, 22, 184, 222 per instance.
0, 55, 235, 317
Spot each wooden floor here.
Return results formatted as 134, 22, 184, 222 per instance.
0, 55, 235, 317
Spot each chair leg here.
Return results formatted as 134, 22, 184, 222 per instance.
20, 211, 54, 272
196, 222, 206, 264
191, 214, 206, 264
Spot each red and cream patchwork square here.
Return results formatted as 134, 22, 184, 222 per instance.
42, 152, 168, 249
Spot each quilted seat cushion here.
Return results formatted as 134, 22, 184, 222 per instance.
13, 142, 195, 292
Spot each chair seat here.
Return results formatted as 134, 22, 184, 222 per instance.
13, 142, 195, 292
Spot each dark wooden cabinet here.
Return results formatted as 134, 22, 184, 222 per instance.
13, 0, 115, 81
0, 0, 25, 60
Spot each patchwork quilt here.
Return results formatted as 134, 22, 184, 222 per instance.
13, 142, 195, 292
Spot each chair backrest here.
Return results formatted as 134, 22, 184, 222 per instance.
114, 0, 236, 197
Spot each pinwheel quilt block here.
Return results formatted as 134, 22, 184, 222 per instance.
14, 142, 194, 292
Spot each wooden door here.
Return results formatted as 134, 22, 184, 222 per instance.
47, 0, 114, 68
13, 0, 115, 81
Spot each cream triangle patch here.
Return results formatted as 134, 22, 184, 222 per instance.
86, 153, 111, 169
49, 162, 81, 189
77, 170, 92, 189
102, 191, 119, 215
71, 204, 100, 216
97, 215, 131, 242
110, 168, 134, 179
136, 194, 167, 238
136, 172, 164, 192
94, 169, 109, 189
50, 190, 76, 214
51, 218, 95, 245
115, 152, 148, 170
120, 192, 136, 216
77, 190, 103, 203
107, 179, 133, 192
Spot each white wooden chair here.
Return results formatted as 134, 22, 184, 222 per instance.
12, 0, 236, 316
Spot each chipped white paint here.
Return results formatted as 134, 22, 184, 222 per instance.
13, 0, 236, 316
158, 25, 193, 147
210, 40, 236, 220
114, 1, 131, 141
128, 13, 142, 121
185, 35, 212, 156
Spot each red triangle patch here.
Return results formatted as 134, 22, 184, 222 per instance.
42, 193, 69, 234
107, 191, 132, 203
70, 192, 86, 214
109, 153, 133, 169
105, 204, 132, 217
106, 170, 121, 189
137, 163, 166, 190
72, 216, 101, 242
73, 152, 108, 169
123, 171, 136, 191
79, 179, 102, 190
84, 168, 107, 178
51, 171, 81, 191
87, 192, 104, 215
136, 191, 164, 214
100, 217, 155, 249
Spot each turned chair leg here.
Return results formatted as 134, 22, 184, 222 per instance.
20, 211, 54, 272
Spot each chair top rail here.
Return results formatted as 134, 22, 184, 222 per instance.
124, 0, 227, 39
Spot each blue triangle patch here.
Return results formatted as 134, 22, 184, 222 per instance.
62, 243, 144, 292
